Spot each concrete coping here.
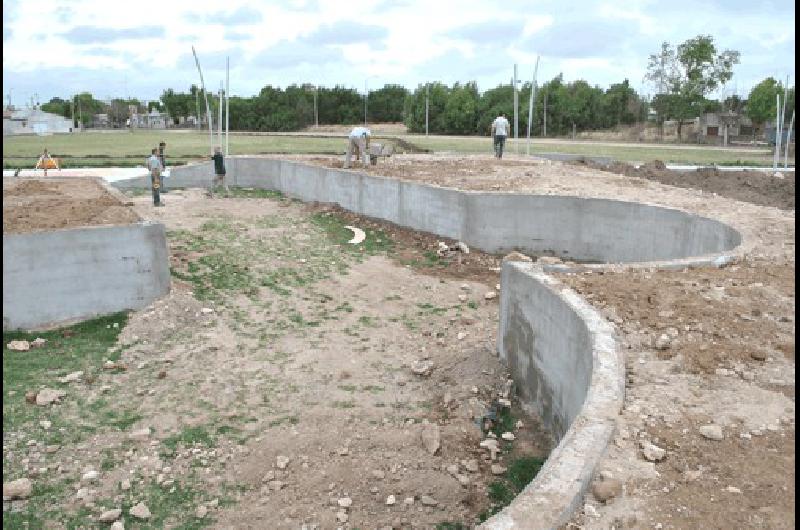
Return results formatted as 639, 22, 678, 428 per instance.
481, 263, 624, 529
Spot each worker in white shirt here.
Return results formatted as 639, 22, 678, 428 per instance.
490, 112, 510, 158
344, 126, 371, 168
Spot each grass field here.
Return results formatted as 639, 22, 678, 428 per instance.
2, 129, 788, 168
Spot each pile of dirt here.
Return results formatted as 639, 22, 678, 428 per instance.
572, 158, 795, 210
2, 178, 140, 234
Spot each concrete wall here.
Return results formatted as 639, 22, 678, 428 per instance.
480, 263, 623, 529
3, 222, 171, 330
160, 158, 741, 265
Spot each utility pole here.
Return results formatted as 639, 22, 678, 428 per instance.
191, 45, 214, 155
526, 56, 540, 156
784, 110, 795, 168
225, 56, 230, 156
425, 84, 429, 137
218, 81, 223, 149
773, 93, 780, 170
313, 85, 318, 128
513, 64, 519, 153
195, 90, 200, 130
543, 90, 547, 137
364, 79, 368, 126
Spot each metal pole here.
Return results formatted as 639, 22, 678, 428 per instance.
513, 64, 518, 153
773, 93, 780, 170
314, 86, 318, 127
364, 79, 368, 126
526, 56, 540, 155
425, 84, 429, 137
778, 76, 789, 160
543, 90, 547, 137
784, 110, 795, 169
191, 45, 214, 155
225, 56, 230, 156
218, 82, 223, 149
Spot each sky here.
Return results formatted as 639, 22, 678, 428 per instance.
2, 0, 795, 107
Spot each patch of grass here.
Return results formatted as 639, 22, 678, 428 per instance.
268, 415, 299, 427
467, 300, 478, 310
416, 302, 449, 315
357, 315, 379, 327
338, 384, 358, 392
161, 425, 216, 457
310, 212, 394, 256
213, 186, 284, 199
436, 523, 467, 530
331, 400, 356, 409
479, 455, 546, 522
119, 478, 213, 530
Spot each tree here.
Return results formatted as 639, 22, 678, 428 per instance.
746, 77, 783, 133
41, 97, 71, 118
645, 35, 740, 140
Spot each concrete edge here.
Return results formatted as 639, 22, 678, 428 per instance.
481, 264, 624, 530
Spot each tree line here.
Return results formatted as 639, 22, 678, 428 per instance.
37, 34, 794, 138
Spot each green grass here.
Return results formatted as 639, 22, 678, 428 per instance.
479, 455, 546, 522
211, 187, 285, 199
309, 212, 394, 256
161, 425, 217, 457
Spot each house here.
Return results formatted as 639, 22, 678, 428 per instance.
129, 109, 169, 129
698, 111, 753, 138
3, 107, 74, 135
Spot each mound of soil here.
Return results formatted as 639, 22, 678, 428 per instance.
573, 159, 795, 210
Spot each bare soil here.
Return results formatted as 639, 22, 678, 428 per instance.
2, 177, 140, 234
570, 159, 796, 210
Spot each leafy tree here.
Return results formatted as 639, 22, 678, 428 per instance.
746, 77, 783, 131
403, 82, 449, 133
442, 82, 480, 134
41, 97, 71, 119
367, 84, 408, 123
645, 35, 740, 140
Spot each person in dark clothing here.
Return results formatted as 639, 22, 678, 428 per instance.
157, 141, 167, 192
146, 148, 164, 206
211, 146, 227, 193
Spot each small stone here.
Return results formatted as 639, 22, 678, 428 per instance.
7, 340, 31, 351
111, 521, 124, 530
35, 388, 66, 406
276, 455, 290, 469
464, 460, 479, 473
337, 497, 352, 508
39, 420, 52, 430
640, 441, 666, 462
456, 474, 470, 486
484, 291, 497, 300
129, 502, 151, 520
3, 478, 32, 499
750, 350, 767, 361
501, 432, 515, 441
120, 479, 131, 491
386, 494, 396, 505
592, 478, 623, 503
458, 294, 468, 303
82, 470, 99, 483
371, 470, 385, 480
195, 505, 208, 518
460, 284, 470, 291
502, 252, 532, 263
654, 334, 671, 350
410, 360, 434, 377
200, 308, 214, 314
98, 508, 122, 522
491, 464, 506, 475
584, 503, 600, 518
420, 495, 438, 506
456, 241, 470, 254
129, 428, 150, 442
336, 510, 348, 523
457, 332, 467, 341
725, 486, 742, 494
699, 424, 724, 441
404, 497, 414, 505
58, 371, 83, 384
30, 338, 47, 348
25, 391, 37, 404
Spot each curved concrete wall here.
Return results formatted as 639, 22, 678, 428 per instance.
159, 158, 741, 264
3, 222, 171, 330
150, 158, 740, 528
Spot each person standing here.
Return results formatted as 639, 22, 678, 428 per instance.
34, 148, 59, 176
146, 148, 164, 207
211, 146, 227, 193
490, 112, 510, 158
344, 126, 370, 168
157, 141, 168, 193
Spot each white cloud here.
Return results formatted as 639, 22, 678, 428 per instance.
2, 0, 795, 105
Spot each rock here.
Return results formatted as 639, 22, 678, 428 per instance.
276, 455, 290, 469
750, 350, 767, 361
337, 497, 352, 509
129, 428, 151, 442
654, 334, 672, 350
39, 420, 52, 430
120, 479, 131, 491
640, 441, 666, 462
584, 503, 600, 518
419, 423, 441, 455
458, 294, 468, 303
200, 308, 214, 314
371, 470, 385, 480
537, 256, 562, 264
484, 291, 497, 300
455, 474, 470, 486
726, 486, 742, 494
266, 480, 285, 491
592, 478, 623, 503
386, 494, 396, 505
82, 470, 99, 483
501, 432, 515, 441
446, 464, 458, 476
490, 464, 506, 475
129, 502, 151, 520
410, 360, 434, 377
3, 478, 32, 499
98, 508, 122, 522
59, 371, 84, 384
30, 338, 47, 348
404, 497, 414, 505
36, 388, 66, 406
464, 460, 479, 473
336, 510, 348, 523
480, 439, 500, 460
456, 241, 470, 254
25, 391, 37, 404
502, 252, 533, 263
699, 424, 724, 441
7, 340, 30, 351
420, 495, 438, 506
111, 521, 124, 530
460, 283, 470, 291
195, 505, 208, 518
76, 488, 90, 501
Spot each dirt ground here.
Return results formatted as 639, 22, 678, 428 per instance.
2, 177, 140, 234
570, 159, 795, 210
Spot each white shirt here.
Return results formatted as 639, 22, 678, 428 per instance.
349, 126, 371, 139
492, 116, 510, 136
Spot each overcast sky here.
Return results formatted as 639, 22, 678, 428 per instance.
2, 0, 795, 106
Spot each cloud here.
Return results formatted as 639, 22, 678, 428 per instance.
61, 26, 166, 45
3, 0, 14, 41
306, 21, 388, 46
224, 30, 251, 42
448, 19, 526, 45
251, 39, 343, 69
522, 18, 644, 59
186, 6, 262, 25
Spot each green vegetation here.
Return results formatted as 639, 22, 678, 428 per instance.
479, 456, 546, 522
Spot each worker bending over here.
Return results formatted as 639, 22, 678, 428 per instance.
344, 126, 371, 168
